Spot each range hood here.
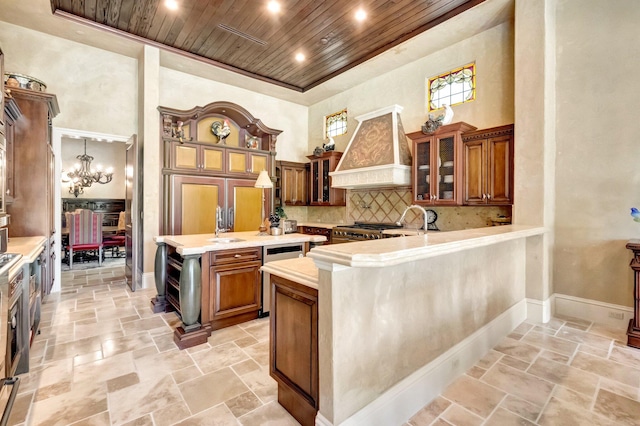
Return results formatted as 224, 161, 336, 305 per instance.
330, 105, 412, 189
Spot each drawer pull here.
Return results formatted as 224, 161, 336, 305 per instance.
234, 254, 241, 258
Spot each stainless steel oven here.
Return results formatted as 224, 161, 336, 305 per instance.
0, 252, 22, 425
260, 242, 305, 316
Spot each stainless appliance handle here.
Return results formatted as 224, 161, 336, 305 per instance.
0, 377, 20, 426
227, 208, 234, 230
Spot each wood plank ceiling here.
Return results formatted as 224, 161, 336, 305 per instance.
50, 0, 484, 92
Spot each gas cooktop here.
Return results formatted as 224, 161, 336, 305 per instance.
335, 222, 404, 230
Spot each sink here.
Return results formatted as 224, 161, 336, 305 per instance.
207, 238, 245, 244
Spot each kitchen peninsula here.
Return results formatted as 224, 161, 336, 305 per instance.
152, 231, 326, 348
262, 224, 544, 426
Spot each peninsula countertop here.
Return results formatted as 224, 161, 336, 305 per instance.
7, 236, 47, 278
154, 231, 327, 256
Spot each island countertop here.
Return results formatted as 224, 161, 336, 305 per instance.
261, 256, 318, 289
154, 231, 327, 256
308, 224, 545, 268
7, 236, 46, 278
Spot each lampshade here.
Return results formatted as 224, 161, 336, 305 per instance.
254, 170, 273, 188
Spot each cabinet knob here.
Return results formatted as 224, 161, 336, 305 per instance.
486, 194, 491, 200
482, 194, 487, 200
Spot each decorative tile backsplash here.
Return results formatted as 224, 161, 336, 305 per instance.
280, 187, 511, 231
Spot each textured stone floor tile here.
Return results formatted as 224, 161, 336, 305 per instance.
589, 323, 628, 341
441, 403, 483, 425
599, 378, 640, 401
242, 341, 270, 367
442, 375, 505, 418
121, 414, 154, 426
539, 350, 570, 365
476, 350, 502, 369
533, 325, 559, 336
499, 355, 530, 371
207, 325, 252, 346
134, 347, 195, 382
106, 372, 140, 393
52, 309, 97, 325
556, 326, 613, 350
95, 306, 139, 322
609, 345, 640, 368
499, 395, 541, 422
74, 319, 123, 340
482, 363, 554, 406
6, 391, 33, 425
484, 407, 536, 426
465, 366, 487, 379
179, 368, 249, 415
237, 400, 299, 426
73, 351, 136, 384
431, 418, 454, 425
225, 390, 263, 418
151, 402, 192, 426
19, 358, 74, 393
234, 335, 260, 348
121, 316, 169, 335
571, 351, 640, 388
102, 331, 155, 358
241, 368, 278, 404
190, 342, 249, 374
408, 396, 451, 426
507, 332, 524, 340
172, 365, 203, 384
522, 331, 579, 356
577, 343, 609, 358
512, 322, 534, 335
152, 332, 178, 352
550, 385, 594, 409
242, 320, 270, 342
29, 377, 108, 425
33, 380, 72, 402
527, 357, 598, 396
108, 374, 183, 425
68, 410, 111, 425
232, 359, 261, 377
538, 397, 617, 426
132, 345, 158, 359
593, 388, 640, 425
494, 337, 541, 363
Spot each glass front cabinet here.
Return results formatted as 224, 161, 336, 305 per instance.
306, 151, 345, 206
407, 122, 476, 205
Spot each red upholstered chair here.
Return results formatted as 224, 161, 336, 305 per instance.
65, 209, 103, 269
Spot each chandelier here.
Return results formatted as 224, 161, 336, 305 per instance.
65, 139, 113, 195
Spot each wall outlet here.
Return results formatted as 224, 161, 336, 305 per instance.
608, 311, 624, 320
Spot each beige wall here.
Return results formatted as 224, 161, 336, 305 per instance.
307, 20, 515, 153
60, 139, 127, 199
0, 22, 137, 136
553, 0, 640, 306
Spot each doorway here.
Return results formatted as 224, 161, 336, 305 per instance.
52, 128, 140, 292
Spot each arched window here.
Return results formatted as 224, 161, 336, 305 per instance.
428, 63, 475, 111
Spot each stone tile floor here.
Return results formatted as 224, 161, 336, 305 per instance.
8, 265, 640, 425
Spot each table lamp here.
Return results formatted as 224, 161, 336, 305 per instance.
254, 170, 273, 235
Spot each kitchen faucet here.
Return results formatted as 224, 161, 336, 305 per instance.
215, 206, 227, 238
396, 205, 428, 235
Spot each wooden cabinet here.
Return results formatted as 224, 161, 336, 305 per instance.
159, 102, 281, 235
407, 122, 476, 206
209, 247, 262, 329
299, 226, 331, 243
167, 175, 269, 235
306, 151, 345, 206
3, 96, 21, 200
226, 148, 269, 177
462, 124, 514, 205
270, 273, 318, 426
169, 141, 225, 174
278, 161, 308, 206
7, 87, 59, 295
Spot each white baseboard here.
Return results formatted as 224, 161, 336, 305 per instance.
319, 299, 527, 426
141, 271, 154, 290
526, 296, 553, 323
554, 293, 633, 329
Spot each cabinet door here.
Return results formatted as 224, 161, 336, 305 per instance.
226, 178, 270, 232
282, 164, 307, 206
210, 260, 262, 321
463, 139, 485, 204
433, 133, 458, 205
170, 175, 225, 235
172, 142, 200, 171
487, 134, 513, 204
413, 139, 432, 202
227, 149, 269, 176
201, 146, 224, 173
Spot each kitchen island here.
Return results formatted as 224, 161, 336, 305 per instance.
152, 231, 326, 348
262, 225, 545, 426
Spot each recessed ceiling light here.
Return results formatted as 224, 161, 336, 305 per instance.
295, 52, 305, 62
165, 0, 179, 11
355, 8, 367, 22
267, 1, 281, 14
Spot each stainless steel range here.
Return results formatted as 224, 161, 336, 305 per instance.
331, 222, 404, 243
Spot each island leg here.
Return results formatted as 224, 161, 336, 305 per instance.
174, 253, 210, 349
151, 241, 167, 313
